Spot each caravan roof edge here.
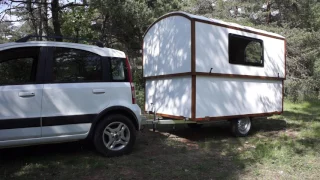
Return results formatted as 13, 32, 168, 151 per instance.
143, 11, 285, 40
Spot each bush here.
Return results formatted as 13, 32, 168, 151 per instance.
285, 79, 320, 102
135, 89, 145, 111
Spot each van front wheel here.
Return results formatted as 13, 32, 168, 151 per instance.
231, 117, 251, 137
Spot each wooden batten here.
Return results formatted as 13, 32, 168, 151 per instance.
155, 113, 185, 120
195, 111, 281, 121
191, 19, 196, 120
144, 72, 284, 81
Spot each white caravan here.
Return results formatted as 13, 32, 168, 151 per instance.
143, 12, 286, 136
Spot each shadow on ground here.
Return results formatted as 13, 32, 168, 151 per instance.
0, 118, 290, 180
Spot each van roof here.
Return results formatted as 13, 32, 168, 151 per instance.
0, 41, 126, 58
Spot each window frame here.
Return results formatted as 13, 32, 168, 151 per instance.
109, 57, 129, 82
0, 46, 45, 86
228, 33, 264, 67
46, 47, 105, 84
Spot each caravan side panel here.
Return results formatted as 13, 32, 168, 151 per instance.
145, 77, 191, 118
143, 16, 192, 77
196, 76, 282, 118
195, 22, 285, 78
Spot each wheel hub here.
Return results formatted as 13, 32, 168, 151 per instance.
102, 122, 131, 151
237, 118, 251, 134
114, 134, 120, 140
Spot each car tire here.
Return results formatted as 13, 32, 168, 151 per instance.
93, 114, 136, 157
231, 117, 251, 137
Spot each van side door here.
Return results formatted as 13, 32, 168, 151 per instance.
40, 47, 108, 137
0, 47, 45, 141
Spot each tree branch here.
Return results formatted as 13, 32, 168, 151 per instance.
9, 0, 48, 4
59, 2, 88, 10
0, 6, 23, 15
2, 19, 29, 22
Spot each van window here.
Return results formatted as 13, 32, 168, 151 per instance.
0, 47, 40, 85
110, 58, 127, 81
229, 34, 264, 67
52, 47, 102, 83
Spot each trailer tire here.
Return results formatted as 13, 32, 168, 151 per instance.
231, 117, 251, 137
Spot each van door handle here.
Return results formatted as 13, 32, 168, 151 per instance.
92, 89, 105, 94
19, 92, 35, 97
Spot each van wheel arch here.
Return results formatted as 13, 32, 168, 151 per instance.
88, 106, 139, 140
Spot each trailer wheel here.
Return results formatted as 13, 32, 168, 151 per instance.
231, 117, 251, 137
187, 123, 203, 129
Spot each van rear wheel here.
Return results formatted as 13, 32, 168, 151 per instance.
93, 114, 136, 157
231, 117, 251, 137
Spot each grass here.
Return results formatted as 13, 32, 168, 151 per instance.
0, 100, 319, 180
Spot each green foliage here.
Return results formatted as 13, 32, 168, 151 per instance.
0, 22, 32, 43
135, 89, 145, 110
1, 0, 320, 100
0, 22, 12, 44
147, 0, 186, 17
61, 6, 98, 42
284, 29, 320, 101
245, 41, 262, 64
133, 69, 144, 90
133, 68, 145, 108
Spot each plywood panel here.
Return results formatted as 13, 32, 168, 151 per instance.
145, 77, 192, 118
195, 22, 285, 78
196, 76, 282, 118
143, 16, 192, 77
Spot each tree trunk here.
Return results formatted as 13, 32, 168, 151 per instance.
266, 0, 271, 24
42, 0, 49, 36
100, 14, 109, 46
51, 0, 62, 41
38, 0, 42, 40
27, 0, 38, 38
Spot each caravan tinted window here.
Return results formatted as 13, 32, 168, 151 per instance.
229, 34, 264, 67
